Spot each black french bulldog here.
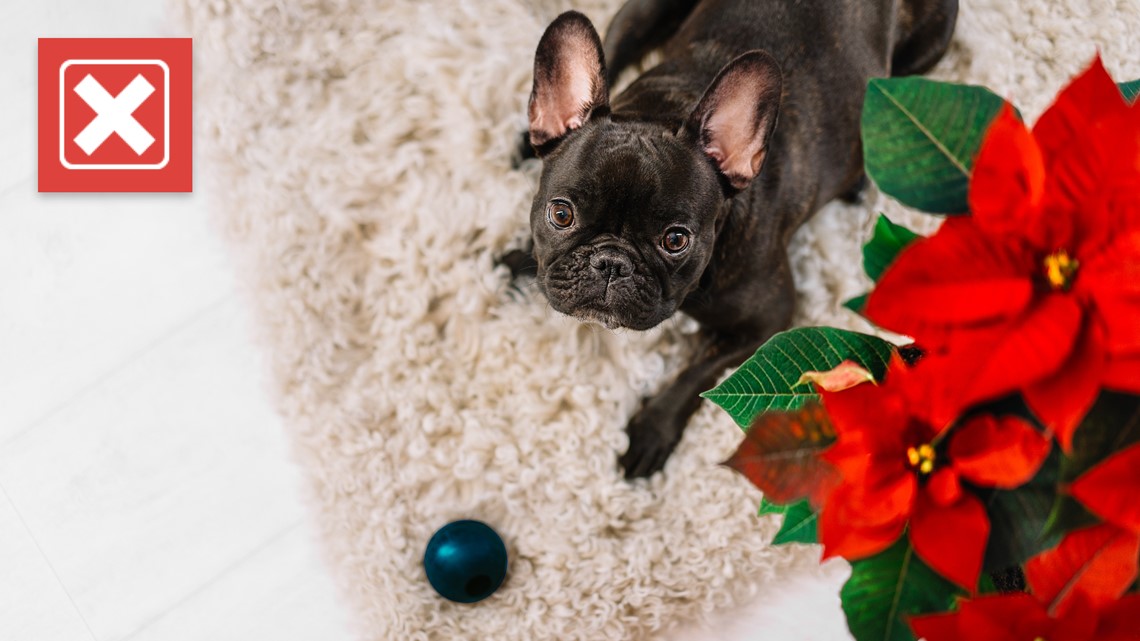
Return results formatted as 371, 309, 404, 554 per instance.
513, 0, 957, 478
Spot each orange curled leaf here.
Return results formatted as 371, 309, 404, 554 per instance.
723, 401, 840, 508
796, 360, 877, 392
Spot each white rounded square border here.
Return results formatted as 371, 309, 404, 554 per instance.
58, 59, 170, 170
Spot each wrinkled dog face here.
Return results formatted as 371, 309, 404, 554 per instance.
526, 13, 780, 330
531, 121, 724, 330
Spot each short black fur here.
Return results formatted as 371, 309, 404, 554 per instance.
515, 0, 958, 479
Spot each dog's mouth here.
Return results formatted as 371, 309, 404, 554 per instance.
571, 307, 626, 330
556, 300, 667, 331
539, 252, 670, 331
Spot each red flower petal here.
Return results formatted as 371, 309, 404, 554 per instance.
819, 517, 906, 562
910, 492, 990, 590
1103, 352, 1140, 394
969, 105, 1047, 243
1034, 58, 1138, 256
1082, 230, 1140, 302
925, 467, 963, 507
911, 594, 1062, 641
821, 373, 909, 445
912, 593, 1107, 641
832, 463, 918, 528
1069, 443, 1140, 532
1081, 235, 1140, 358
1034, 56, 1131, 173
1074, 185, 1140, 264
1047, 113, 1140, 238
866, 217, 1036, 335
1096, 594, 1140, 640
950, 415, 1052, 487
1047, 591, 1105, 641
896, 356, 974, 434
819, 482, 907, 561
1024, 523, 1140, 617
1022, 319, 1107, 451
908, 610, 963, 641
1095, 296, 1140, 357
956, 594, 1059, 641
960, 293, 1084, 406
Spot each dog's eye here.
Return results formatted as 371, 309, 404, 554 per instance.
661, 228, 690, 254
547, 200, 575, 229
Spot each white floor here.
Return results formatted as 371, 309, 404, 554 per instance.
0, 3, 354, 640
0, 3, 856, 641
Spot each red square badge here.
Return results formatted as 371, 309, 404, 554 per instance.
38, 38, 192, 192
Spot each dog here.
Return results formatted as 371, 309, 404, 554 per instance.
513, 0, 957, 478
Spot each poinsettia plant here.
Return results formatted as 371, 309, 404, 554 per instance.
707, 58, 1140, 641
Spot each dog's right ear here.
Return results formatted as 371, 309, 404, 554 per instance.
528, 11, 608, 153
681, 51, 782, 192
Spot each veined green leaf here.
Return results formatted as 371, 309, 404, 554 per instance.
702, 327, 895, 428
1121, 79, 1140, 102
841, 539, 964, 641
862, 77, 1008, 214
771, 500, 819, 545
843, 293, 869, 315
863, 214, 923, 282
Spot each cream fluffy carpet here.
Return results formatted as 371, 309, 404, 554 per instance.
175, 0, 1140, 639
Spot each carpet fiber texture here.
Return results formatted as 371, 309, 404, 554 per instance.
176, 0, 1140, 638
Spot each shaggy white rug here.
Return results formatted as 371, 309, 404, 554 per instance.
176, 0, 1140, 639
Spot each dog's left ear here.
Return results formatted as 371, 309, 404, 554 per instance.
528, 11, 609, 152
682, 51, 782, 191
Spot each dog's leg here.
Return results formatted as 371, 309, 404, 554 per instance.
602, 0, 700, 87
891, 0, 958, 77
620, 249, 795, 479
619, 330, 765, 478
496, 244, 538, 281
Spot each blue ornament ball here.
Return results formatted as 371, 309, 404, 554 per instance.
423, 519, 508, 603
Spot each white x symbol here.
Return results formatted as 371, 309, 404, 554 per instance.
73, 74, 155, 156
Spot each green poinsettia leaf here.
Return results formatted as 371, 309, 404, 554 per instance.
1121, 79, 1140, 102
771, 499, 819, 545
981, 446, 1062, 571
843, 293, 869, 315
842, 538, 964, 641
757, 498, 819, 544
862, 77, 1009, 214
1044, 391, 1140, 539
863, 214, 923, 282
977, 573, 999, 595
758, 497, 784, 515
702, 327, 896, 428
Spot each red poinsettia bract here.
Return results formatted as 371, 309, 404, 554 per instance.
817, 360, 1051, 589
910, 592, 1140, 641
864, 57, 1140, 451
1069, 441, 1140, 533
1023, 522, 1140, 618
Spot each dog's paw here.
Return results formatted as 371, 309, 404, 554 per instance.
619, 403, 685, 479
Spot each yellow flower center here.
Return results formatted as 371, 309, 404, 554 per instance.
906, 443, 936, 475
1043, 250, 1078, 291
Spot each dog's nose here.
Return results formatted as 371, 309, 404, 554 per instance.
590, 249, 633, 281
